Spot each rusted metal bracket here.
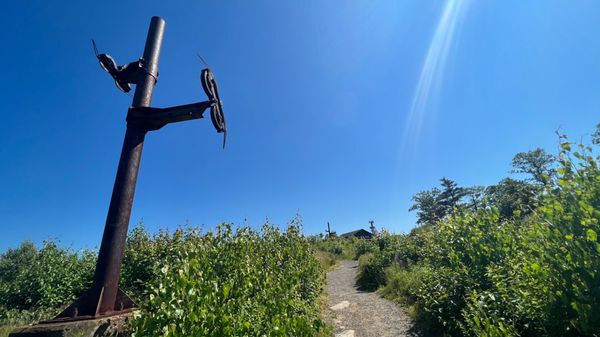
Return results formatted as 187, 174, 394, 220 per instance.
93, 40, 153, 93
127, 101, 213, 131
42, 286, 136, 323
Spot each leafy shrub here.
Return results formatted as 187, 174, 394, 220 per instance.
0, 241, 95, 319
120, 224, 195, 301
311, 237, 358, 260
354, 231, 427, 291
314, 250, 336, 271
364, 128, 600, 337
1, 221, 331, 337
355, 253, 390, 290
328, 242, 344, 255
534, 140, 600, 336
354, 239, 378, 259
462, 293, 519, 337
130, 224, 327, 337
378, 265, 425, 309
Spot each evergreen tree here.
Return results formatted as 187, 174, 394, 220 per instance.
511, 148, 555, 185
409, 187, 443, 226
438, 177, 468, 214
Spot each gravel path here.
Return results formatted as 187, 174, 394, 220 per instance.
326, 260, 415, 337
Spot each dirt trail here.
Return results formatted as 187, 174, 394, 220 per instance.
326, 260, 415, 337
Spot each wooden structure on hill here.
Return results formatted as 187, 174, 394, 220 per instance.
340, 229, 373, 239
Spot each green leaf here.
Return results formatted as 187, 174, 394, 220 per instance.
586, 229, 597, 242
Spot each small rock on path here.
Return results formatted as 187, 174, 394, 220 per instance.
336, 330, 355, 337
327, 260, 415, 337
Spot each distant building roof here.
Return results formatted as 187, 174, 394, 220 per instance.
340, 229, 373, 239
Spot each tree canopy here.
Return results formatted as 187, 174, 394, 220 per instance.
410, 149, 553, 225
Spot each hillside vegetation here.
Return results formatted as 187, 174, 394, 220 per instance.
351, 127, 600, 337
0, 221, 329, 337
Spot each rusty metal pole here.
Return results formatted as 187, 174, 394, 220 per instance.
50, 17, 165, 321
92, 16, 165, 315
42, 15, 224, 324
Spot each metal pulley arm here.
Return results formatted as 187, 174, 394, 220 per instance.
126, 101, 213, 131
93, 40, 227, 147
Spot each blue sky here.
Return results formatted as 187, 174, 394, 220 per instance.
1, 1, 600, 251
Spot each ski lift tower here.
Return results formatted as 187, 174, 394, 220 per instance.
10, 16, 227, 337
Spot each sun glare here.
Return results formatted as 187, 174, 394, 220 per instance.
402, 0, 471, 150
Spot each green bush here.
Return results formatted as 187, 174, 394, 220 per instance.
314, 250, 336, 271
120, 224, 194, 301
130, 224, 327, 337
354, 232, 427, 291
535, 140, 600, 336
329, 242, 344, 255
355, 253, 390, 290
354, 239, 378, 259
0, 241, 95, 320
364, 129, 600, 337
378, 265, 425, 309
461, 293, 519, 337
311, 237, 358, 260
1, 221, 331, 337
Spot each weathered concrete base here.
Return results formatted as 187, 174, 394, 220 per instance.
8, 313, 133, 337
